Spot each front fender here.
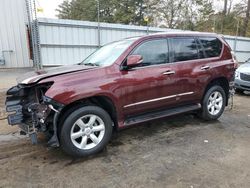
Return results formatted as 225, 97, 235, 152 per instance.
44, 83, 121, 112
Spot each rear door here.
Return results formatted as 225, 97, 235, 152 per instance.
168, 36, 223, 104
168, 37, 204, 104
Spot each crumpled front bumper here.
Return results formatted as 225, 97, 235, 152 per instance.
5, 84, 64, 146
5, 85, 26, 125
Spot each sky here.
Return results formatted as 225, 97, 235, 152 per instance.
36, 0, 243, 19
213, 0, 243, 12
36, 0, 64, 18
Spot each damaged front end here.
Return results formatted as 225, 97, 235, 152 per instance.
5, 82, 64, 147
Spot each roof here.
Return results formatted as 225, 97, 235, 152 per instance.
122, 31, 219, 43
148, 31, 218, 36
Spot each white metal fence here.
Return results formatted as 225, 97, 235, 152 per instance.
38, 18, 250, 66
0, 0, 31, 68
223, 35, 250, 62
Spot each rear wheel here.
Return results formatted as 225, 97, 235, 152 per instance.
200, 85, 226, 121
60, 106, 113, 157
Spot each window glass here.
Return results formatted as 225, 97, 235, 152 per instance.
131, 39, 168, 66
171, 37, 199, 62
81, 38, 137, 67
196, 40, 206, 59
199, 37, 222, 58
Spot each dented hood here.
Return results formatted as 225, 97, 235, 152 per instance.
17, 64, 95, 84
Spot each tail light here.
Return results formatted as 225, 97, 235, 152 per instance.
231, 51, 238, 70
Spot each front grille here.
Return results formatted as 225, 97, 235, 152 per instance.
240, 84, 250, 89
240, 73, 250, 81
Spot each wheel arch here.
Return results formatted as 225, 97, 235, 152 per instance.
57, 95, 118, 130
202, 77, 229, 106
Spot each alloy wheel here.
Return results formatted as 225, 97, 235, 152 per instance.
207, 91, 223, 116
70, 114, 105, 150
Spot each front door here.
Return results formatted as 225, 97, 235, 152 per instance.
119, 38, 181, 117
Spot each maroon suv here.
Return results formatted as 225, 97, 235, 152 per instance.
6, 32, 236, 157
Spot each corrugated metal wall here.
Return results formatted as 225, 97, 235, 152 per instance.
38, 18, 179, 66
224, 35, 250, 62
0, 0, 32, 68
38, 18, 250, 66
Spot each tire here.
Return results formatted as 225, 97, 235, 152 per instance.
200, 85, 226, 121
60, 106, 113, 157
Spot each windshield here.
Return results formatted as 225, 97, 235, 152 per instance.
81, 38, 137, 67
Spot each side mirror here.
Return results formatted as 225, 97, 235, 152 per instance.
127, 55, 143, 68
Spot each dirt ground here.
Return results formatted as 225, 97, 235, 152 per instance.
0, 76, 250, 188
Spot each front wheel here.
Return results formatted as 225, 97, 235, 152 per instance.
60, 106, 113, 157
199, 85, 226, 121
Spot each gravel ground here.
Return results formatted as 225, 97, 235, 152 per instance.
0, 72, 250, 188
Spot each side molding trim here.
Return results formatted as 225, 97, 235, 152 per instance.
123, 92, 194, 108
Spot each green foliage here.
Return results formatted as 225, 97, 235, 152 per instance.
57, 0, 149, 25
56, 0, 250, 37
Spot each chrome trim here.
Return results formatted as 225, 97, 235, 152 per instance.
163, 70, 175, 75
177, 92, 194, 96
201, 65, 210, 70
123, 92, 194, 108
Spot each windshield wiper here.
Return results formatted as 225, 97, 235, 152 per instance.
83, 62, 99, 66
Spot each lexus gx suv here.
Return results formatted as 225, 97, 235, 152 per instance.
6, 32, 236, 157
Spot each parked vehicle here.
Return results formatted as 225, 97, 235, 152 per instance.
6, 32, 236, 157
235, 58, 250, 93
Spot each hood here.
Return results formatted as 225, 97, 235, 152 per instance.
237, 63, 250, 74
17, 64, 95, 84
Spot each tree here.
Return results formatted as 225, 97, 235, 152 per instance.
57, 0, 116, 22
155, 0, 184, 28
57, 0, 72, 19
221, 0, 228, 32
241, 0, 250, 36
57, 0, 150, 25
56, 0, 250, 37
194, 0, 214, 32
149, 0, 213, 30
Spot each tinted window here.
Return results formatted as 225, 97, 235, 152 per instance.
171, 37, 199, 62
131, 39, 169, 66
199, 37, 222, 58
196, 40, 206, 59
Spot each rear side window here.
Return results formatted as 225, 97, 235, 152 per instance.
131, 39, 169, 66
171, 37, 199, 62
199, 37, 222, 58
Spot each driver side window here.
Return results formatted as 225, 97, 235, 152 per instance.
131, 39, 169, 66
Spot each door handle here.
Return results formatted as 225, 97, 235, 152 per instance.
201, 65, 210, 70
163, 70, 175, 75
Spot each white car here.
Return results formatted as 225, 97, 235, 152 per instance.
235, 58, 250, 93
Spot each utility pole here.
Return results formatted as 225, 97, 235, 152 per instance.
212, 0, 216, 33
96, 0, 101, 47
233, 19, 240, 54
221, 0, 228, 33
213, 15, 216, 33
